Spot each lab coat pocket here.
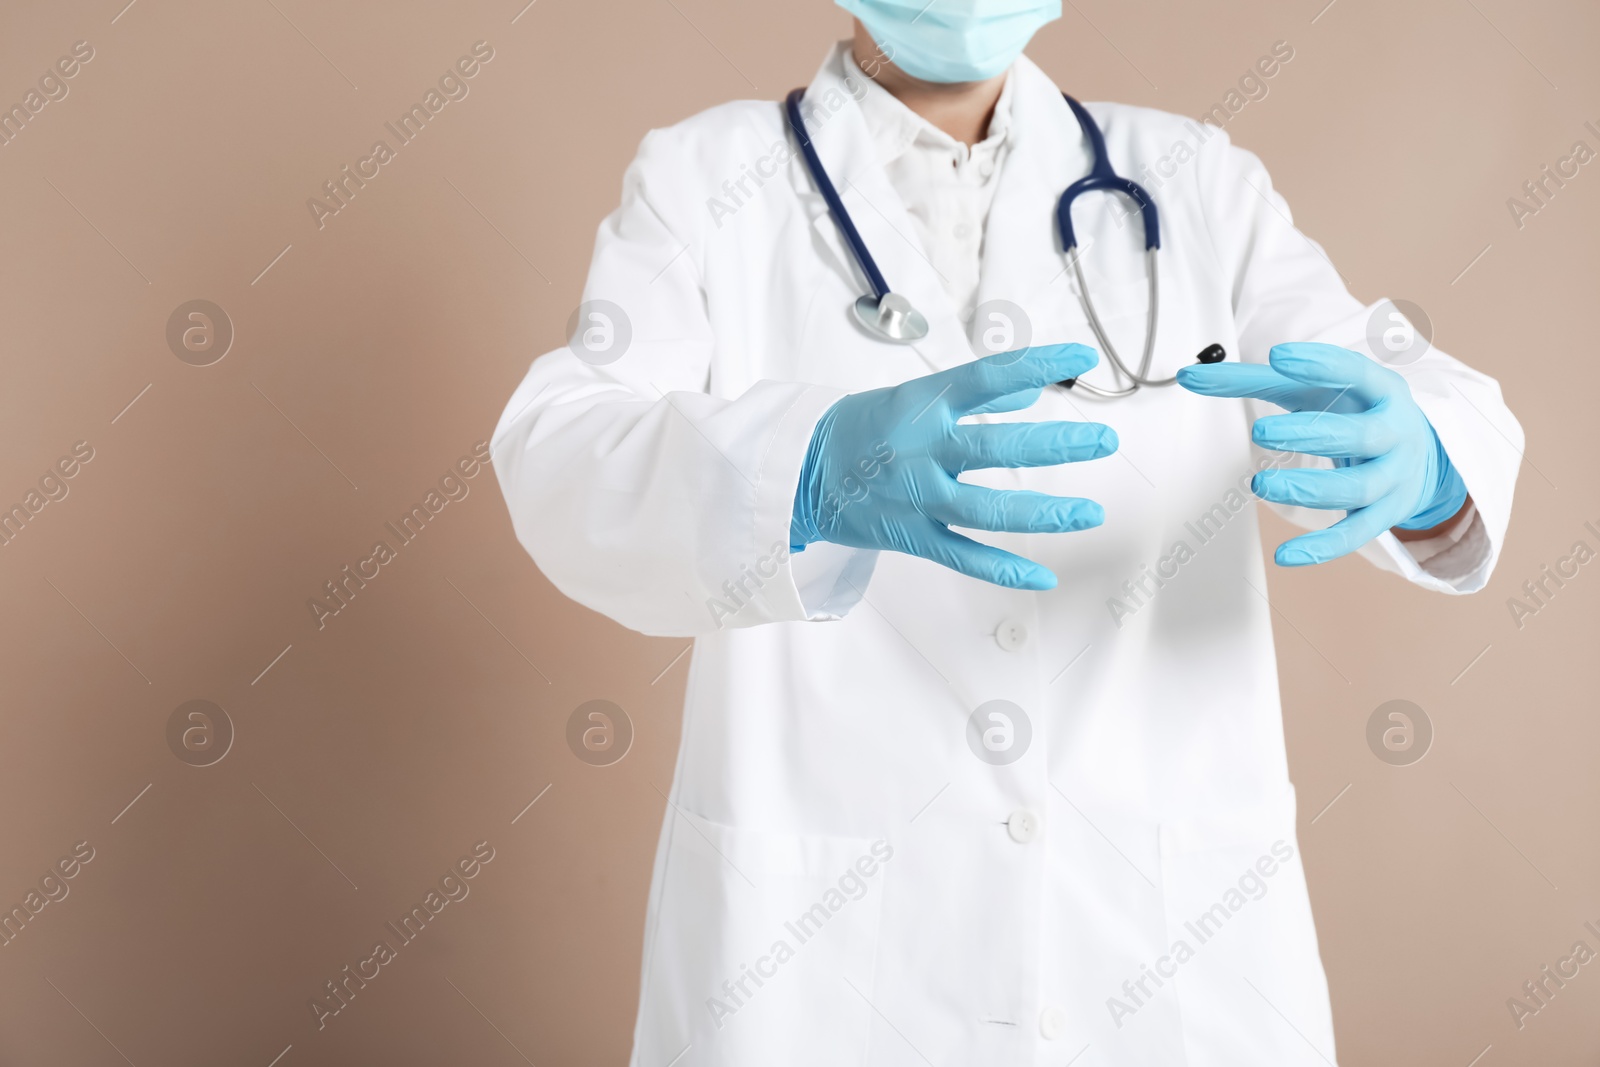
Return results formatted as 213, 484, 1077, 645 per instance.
633, 811, 889, 1067
1156, 789, 1336, 1066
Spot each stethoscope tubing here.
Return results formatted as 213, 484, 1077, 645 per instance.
787, 83, 1186, 395
783, 89, 892, 302
1067, 247, 1179, 398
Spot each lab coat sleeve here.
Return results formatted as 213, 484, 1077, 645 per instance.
1193, 126, 1524, 594
492, 126, 846, 637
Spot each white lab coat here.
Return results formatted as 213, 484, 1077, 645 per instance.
494, 44, 1522, 1067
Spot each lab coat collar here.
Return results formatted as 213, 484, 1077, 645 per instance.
971, 55, 1094, 339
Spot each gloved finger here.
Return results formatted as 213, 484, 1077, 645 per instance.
1272, 494, 1409, 566
1267, 342, 1400, 406
936, 484, 1105, 534
913, 521, 1058, 590
1252, 461, 1398, 511
967, 387, 1044, 415
1250, 410, 1400, 458
947, 421, 1117, 472
938, 343, 1099, 414
1176, 362, 1342, 412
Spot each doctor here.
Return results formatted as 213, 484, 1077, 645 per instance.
494, 2, 1522, 1063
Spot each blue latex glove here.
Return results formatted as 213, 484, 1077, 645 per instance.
1177, 342, 1467, 567
791, 344, 1117, 590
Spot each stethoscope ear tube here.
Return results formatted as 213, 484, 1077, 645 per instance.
1057, 94, 1161, 253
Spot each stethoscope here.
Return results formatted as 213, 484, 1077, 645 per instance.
783, 87, 1226, 398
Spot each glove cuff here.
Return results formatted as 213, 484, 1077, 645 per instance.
789, 404, 837, 552
1395, 424, 1469, 531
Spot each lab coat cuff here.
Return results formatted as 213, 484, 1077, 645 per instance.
754, 383, 854, 622
789, 542, 881, 619
1360, 378, 1518, 594
1359, 503, 1491, 593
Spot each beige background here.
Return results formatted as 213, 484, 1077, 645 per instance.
0, 0, 1595, 1063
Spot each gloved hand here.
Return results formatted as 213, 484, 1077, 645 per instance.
790, 344, 1117, 590
1177, 342, 1468, 566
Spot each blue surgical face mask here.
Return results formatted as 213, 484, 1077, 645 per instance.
836, 0, 1061, 84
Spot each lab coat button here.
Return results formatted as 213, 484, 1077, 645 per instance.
1006, 808, 1039, 843
1039, 1005, 1066, 1039
995, 620, 1029, 651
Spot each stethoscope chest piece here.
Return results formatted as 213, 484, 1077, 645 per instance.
852, 292, 928, 343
